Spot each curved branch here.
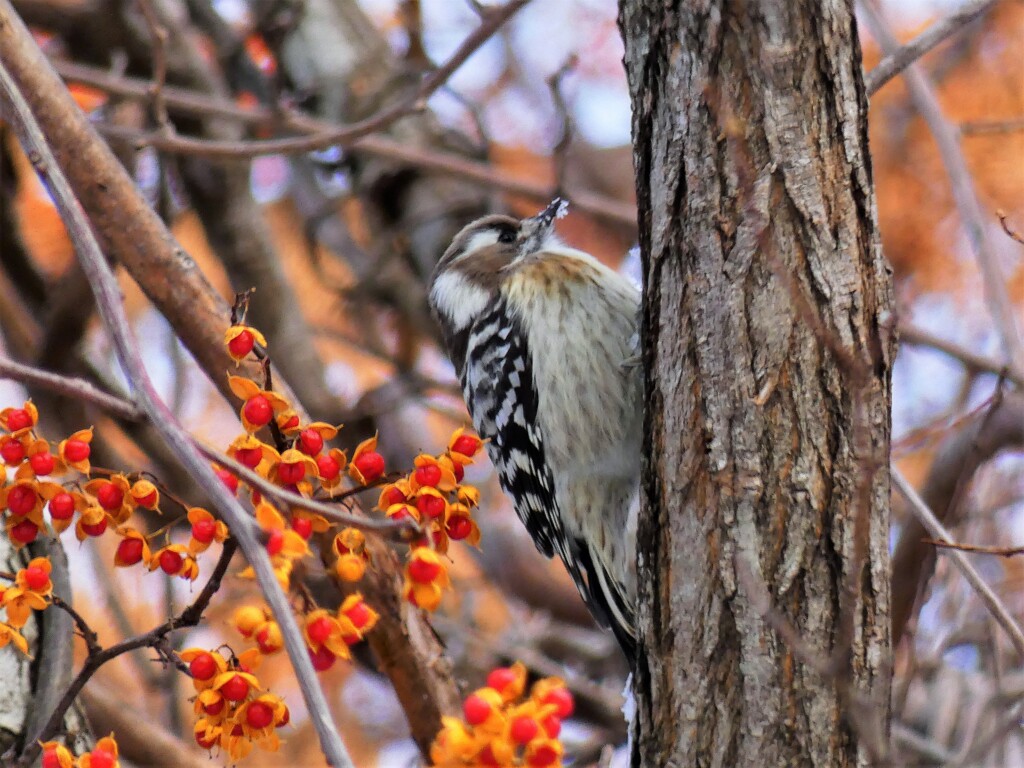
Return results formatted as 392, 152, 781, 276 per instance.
890, 393, 1024, 646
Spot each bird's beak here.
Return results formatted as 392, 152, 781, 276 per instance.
518, 198, 567, 253
533, 197, 566, 230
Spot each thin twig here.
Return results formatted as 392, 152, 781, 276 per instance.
133, 0, 171, 130
98, 0, 531, 159
997, 210, 1024, 246
961, 117, 1024, 136
926, 540, 1024, 558
0, 354, 142, 420
891, 467, 1024, 659
898, 322, 1023, 388
52, 59, 636, 229
864, 0, 997, 96
194, 441, 420, 537
0, 59, 355, 768
17, 541, 237, 763
546, 55, 577, 194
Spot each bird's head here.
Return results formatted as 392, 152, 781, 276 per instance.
429, 200, 566, 334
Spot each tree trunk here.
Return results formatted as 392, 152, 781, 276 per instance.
619, 2, 894, 766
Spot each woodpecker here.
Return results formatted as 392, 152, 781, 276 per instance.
429, 200, 641, 660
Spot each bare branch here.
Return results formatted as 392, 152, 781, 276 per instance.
0, 355, 143, 420
864, 0, 997, 96
899, 322, 1024, 388
862, 1, 1024, 382
53, 59, 636, 230
99, 0, 532, 159
927, 539, 1024, 557
891, 467, 1024, 659
193, 441, 419, 537
997, 210, 1024, 246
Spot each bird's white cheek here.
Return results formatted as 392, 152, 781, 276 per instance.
431, 271, 491, 331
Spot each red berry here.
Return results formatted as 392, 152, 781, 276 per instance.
243, 395, 272, 427
1, 439, 25, 464
541, 714, 561, 738
116, 537, 145, 566
189, 652, 218, 680
486, 666, 518, 693
462, 693, 491, 726
89, 749, 115, 768
203, 697, 225, 716
63, 439, 90, 463
81, 518, 107, 537
389, 505, 411, 522
216, 466, 239, 493
5, 409, 32, 432
344, 601, 371, 629
11, 520, 38, 545
452, 462, 465, 482
451, 434, 481, 457
228, 329, 255, 358
7, 485, 36, 516
291, 516, 313, 540
220, 673, 250, 701
256, 625, 280, 653
542, 687, 574, 718
416, 493, 446, 520
24, 565, 49, 590
95, 481, 124, 511
478, 745, 501, 766
297, 429, 323, 456
134, 489, 157, 507
246, 700, 275, 729
408, 557, 441, 584
235, 446, 263, 468
510, 715, 539, 744
277, 461, 304, 485
191, 518, 217, 544
307, 615, 334, 645
266, 529, 284, 556
280, 413, 300, 431
316, 453, 341, 480
159, 549, 183, 574
277, 706, 290, 727
309, 645, 336, 672
381, 486, 406, 506
41, 747, 62, 768
527, 745, 560, 767
195, 730, 218, 749
447, 516, 473, 540
49, 492, 75, 520
353, 451, 384, 482
414, 464, 442, 488
30, 451, 55, 476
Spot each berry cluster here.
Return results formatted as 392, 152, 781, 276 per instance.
0, 397, 226, 587
181, 646, 290, 761
2, 316, 491, 764
431, 662, 574, 767
41, 735, 120, 768
0, 557, 53, 654
375, 428, 485, 610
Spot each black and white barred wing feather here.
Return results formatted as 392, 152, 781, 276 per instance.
461, 298, 625, 638
461, 298, 560, 557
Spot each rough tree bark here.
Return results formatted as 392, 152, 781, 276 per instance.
619, 2, 894, 766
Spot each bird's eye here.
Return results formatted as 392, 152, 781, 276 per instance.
497, 229, 517, 244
